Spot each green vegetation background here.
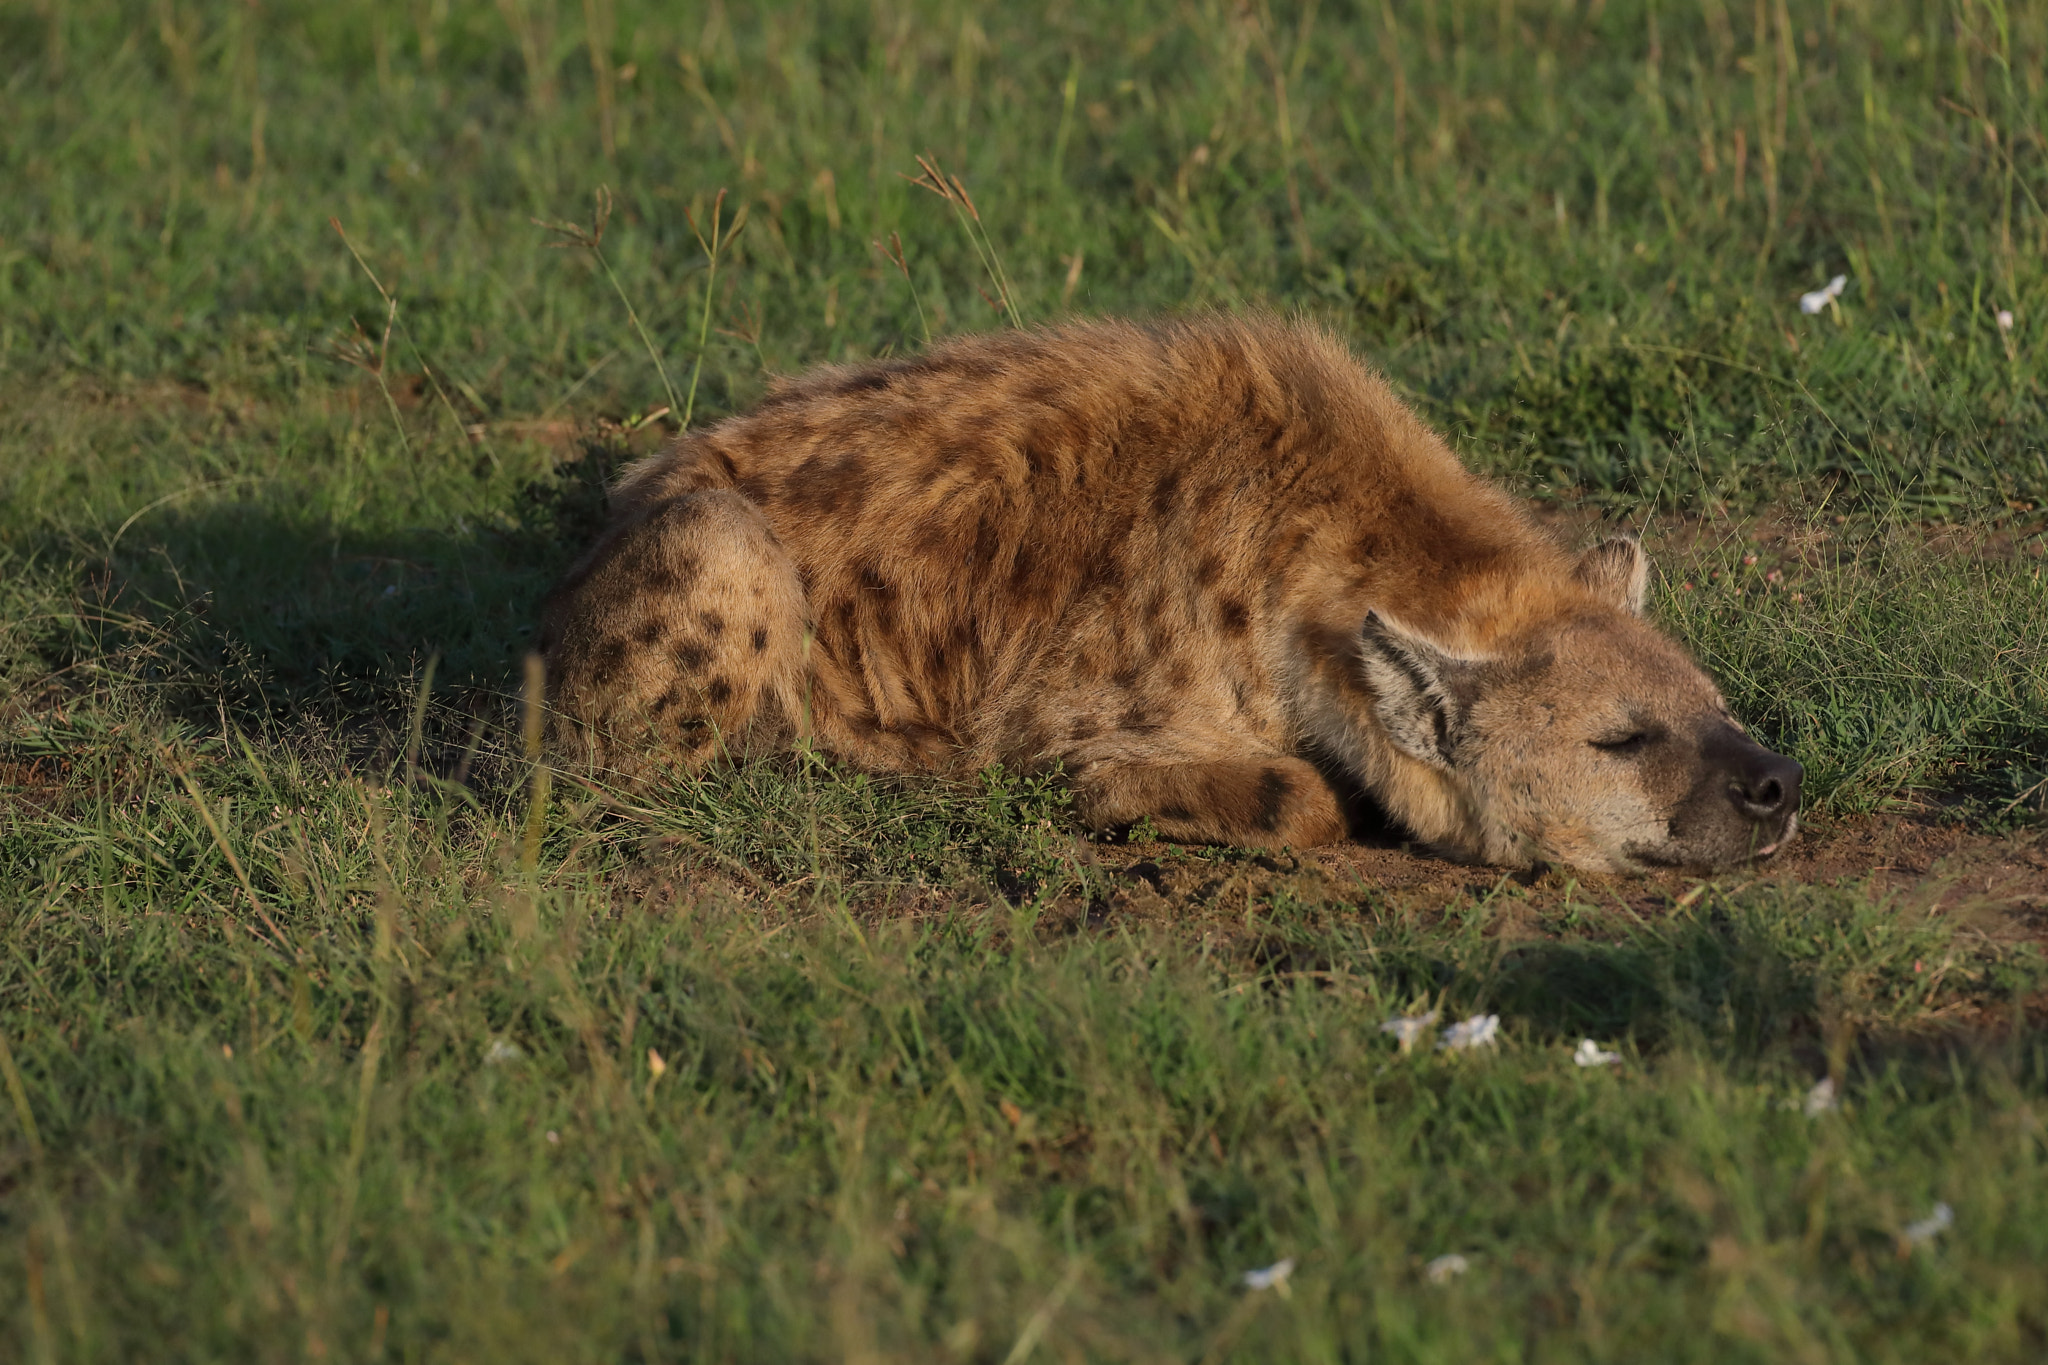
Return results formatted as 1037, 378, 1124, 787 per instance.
2, 1, 2047, 1360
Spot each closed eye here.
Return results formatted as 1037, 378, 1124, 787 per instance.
1590, 731, 1651, 755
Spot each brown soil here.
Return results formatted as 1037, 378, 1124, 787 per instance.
1075, 810, 2048, 948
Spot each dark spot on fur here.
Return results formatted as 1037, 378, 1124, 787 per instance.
1232, 679, 1252, 712
735, 474, 771, 503
651, 684, 682, 715
1254, 768, 1291, 832
972, 514, 1003, 566
1167, 659, 1192, 689
1219, 599, 1250, 635
1068, 717, 1100, 742
837, 369, 893, 396
1354, 532, 1385, 562
1195, 554, 1224, 586
1009, 543, 1041, 597
648, 496, 710, 531
674, 639, 713, 673
633, 619, 663, 646
924, 637, 953, 688
1119, 701, 1150, 730
587, 638, 629, 687
914, 511, 956, 553
706, 677, 733, 706
699, 611, 725, 637
1078, 547, 1125, 595
781, 451, 871, 518
752, 627, 769, 652
1161, 805, 1192, 822
1150, 470, 1181, 517
643, 567, 676, 591
856, 565, 899, 631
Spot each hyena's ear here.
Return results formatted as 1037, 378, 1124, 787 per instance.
1574, 535, 1650, 615
1358, 613, 1480, 769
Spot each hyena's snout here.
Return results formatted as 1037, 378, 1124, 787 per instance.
1702, 725, 1803, 860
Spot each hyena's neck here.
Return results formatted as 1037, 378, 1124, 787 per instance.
1279, 613, 1488, 858
1271, 495, 1568, 862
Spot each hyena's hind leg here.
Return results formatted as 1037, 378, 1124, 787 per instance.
540, 490, 811, 777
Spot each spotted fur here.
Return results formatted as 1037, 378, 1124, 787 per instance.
541, 316, 1800, 870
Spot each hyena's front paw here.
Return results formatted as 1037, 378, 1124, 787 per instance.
1075, 754, 1347, 849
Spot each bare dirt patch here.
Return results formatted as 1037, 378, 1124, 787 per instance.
1075, 811, 2048, 948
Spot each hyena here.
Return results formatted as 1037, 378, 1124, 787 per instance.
540, 316, 1800, 872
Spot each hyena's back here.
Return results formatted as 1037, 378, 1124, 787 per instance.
545, 316, 1562, 841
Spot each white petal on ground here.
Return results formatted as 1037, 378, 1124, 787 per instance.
1799, 274, 1849, 314
1380, 1011, 1439, 1052
1998, 309, 2016, 331
1438, 1014, 1500, 1052
1902, 1203, 1954, 1245
1425, 1254, 1470, 1284
1573, 1039, 1623, 1067
484, 1039, 523, 1065
1801, 1077, 1839, 1116
1242, 1258, 1296, 1291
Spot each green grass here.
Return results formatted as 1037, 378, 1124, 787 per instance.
4, 1, 2048, 1359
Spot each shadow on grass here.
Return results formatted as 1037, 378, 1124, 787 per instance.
5, 436, 630, 740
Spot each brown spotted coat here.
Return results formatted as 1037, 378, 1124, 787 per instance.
541, 316, 1802, 869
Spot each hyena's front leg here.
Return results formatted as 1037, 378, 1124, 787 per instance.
1071, 749, 1348, 849
540, 490, 811, 776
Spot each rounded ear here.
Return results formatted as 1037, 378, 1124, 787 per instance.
1575, 536, 1650, 615
1357, 612, 1479, 769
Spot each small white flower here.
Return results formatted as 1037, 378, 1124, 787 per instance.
1801, 1077, 1838, 1116
1242, 1257, 1295, 1291
1380, 1011, 1439, 1052
1799, 274, 1848, 314
1438, 1014, 1500, 1052
1902, 1202, 1953, 1245
1573, 1039, 1623, 1068
1997, 309, 2015, 331
545, 1129, 561, 1146
1424, 1253, 1469, 1284
484, 1039, 523, 1065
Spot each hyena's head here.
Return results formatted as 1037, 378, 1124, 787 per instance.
1357, 538, 1801, 873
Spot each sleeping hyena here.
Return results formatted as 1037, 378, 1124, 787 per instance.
540, 316, 1800, 872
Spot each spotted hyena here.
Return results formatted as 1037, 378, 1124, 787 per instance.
540, 316, 1800, 872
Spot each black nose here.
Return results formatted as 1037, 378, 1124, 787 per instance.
1730, 749, 1802, 820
